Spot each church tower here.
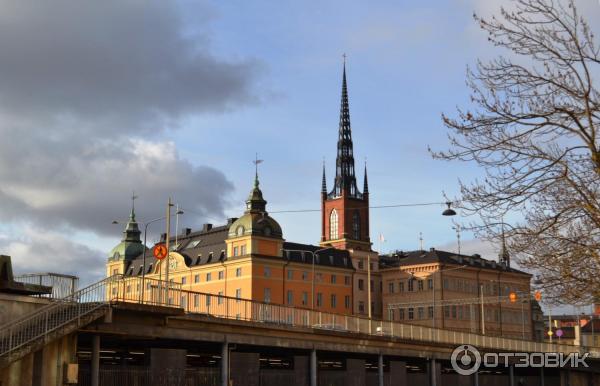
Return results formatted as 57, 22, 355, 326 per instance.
320, 63, 371, 251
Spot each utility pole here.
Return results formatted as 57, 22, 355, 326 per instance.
367, 254, 372, 333
480, 284, 485, 335
165, 197, 172, 303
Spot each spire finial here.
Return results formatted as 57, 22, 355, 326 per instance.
253, 153, 263, 188
130, 191, 138, 221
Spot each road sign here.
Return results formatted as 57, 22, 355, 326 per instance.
509, 292, 517, 303
153, 244, 168, 260
547, 330, 553, 337
556, 329, 563, 338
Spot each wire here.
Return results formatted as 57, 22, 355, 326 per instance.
270, 201, 447, 214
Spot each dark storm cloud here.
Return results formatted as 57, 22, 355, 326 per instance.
0, 0, 261, 132
0, 0, 261, 255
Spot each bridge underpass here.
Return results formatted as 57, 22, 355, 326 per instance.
74, 301, 589, 386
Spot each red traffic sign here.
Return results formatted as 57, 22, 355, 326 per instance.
153, 244, 168, 260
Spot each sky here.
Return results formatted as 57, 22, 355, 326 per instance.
0, 0, 599, 314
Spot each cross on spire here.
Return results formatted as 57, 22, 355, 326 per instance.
130, 191, 138, 221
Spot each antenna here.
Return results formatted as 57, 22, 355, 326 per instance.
419, 232, 424, 251
453, 224, 462, 255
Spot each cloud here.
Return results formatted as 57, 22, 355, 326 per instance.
1, 226, 106, 286
0, 0, 260, 238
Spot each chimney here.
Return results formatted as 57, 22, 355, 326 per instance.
184, 228, 192, 236
227, 217, 238, 225
202, 223, 213, 232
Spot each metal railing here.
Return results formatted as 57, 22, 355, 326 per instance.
14, 273, 79, 299
2, 274, 598, 366
0, 275, 177, 362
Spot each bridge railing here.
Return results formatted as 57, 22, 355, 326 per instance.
172, 289, 600, 358
14, 273, 79, 299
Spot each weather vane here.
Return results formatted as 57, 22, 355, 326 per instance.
253, 153, 264, 178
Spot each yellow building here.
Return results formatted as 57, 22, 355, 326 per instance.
380, 248, 533, 340
107, 174, 355, 317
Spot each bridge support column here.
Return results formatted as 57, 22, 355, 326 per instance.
230, 351, 259, 386
221, 342, 229, 386
429, 358, 440, 386
473, 371, 479, 386
310, 349, 317, 386
389, 361, 407, 385
540, 367, 544, 386
91, 335, 100, 386
509, 365, 515, 386
378, 354, 384, 386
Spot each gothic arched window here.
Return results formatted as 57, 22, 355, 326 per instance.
329, 209, 339, 240
352, 211, 360, 240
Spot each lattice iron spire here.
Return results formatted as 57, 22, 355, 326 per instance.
499, 221, 510, 267
363, 160, 369, 194
330, 58, 360, 198
321, 158, 327, 194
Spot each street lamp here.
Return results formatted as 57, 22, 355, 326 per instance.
442, 202, 457, 216
282, 247, 334, 310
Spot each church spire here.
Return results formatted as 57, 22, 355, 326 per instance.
321, 159, 327, 194
363, 161, 369, 194
499, 221, 510, 267
330, 58, 360, 198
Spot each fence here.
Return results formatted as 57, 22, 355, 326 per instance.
14, 273, 79, 299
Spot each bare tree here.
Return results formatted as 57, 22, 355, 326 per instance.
432, 0, 600, 304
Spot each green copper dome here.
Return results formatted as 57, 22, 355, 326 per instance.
108, 204, 146, 262
228, 174, 282, 239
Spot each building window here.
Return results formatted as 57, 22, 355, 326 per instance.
264, 288, 271, 303
206, 273, 212, 282
428, 278, 433, 290
444, 306, 450, 318
316, 293, 323, 307
358, 279, 364, 291
329, 209, 339, 239
264, 266, 271, 277
235, 288, 242, 301
452, 305, 457, 319
399, 282, 404, 292
331, 274, 336, 284
358, 259, 364, 269
194, 274, 200, 283
418, 307, 424, 319
418, 280, 424, 291
352, 211, 360, 240
236, 268, 242, 277
388, 282, 395, 294
302, 292, 308, 305
408, 308, 414, 320
233, 246, 239, 256
358, 301, 365, 313
428, 306, 434, 319
302, 271, 308, 281
389, 309, 395, 321
345, 276, 351, 285
287, 270, 293, 280
287, 290, 293, 305
240, 245, 246, 255
181, 277, 187, 285
370, 280, 374, 292
344, 295, 351, 309
218, 291, 224, 305
218, 271, 224, 280
331, 294, 337, 308
408, 279, 415, 292
399, 309, 405, 320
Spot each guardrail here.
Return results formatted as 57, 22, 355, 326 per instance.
14, 273, 79, 299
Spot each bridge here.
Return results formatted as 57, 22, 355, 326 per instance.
1, 274, 598, 386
